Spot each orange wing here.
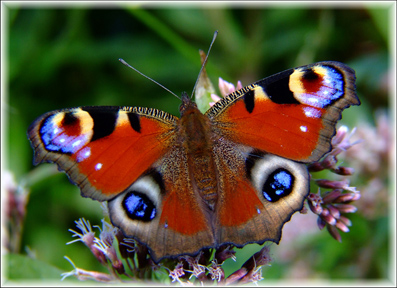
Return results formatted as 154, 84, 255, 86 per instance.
28, 106, 177, 201
213, 147, 310, 247
207, 61, 360, 163
207, 61, 359, 248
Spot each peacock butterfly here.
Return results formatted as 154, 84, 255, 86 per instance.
27, 57, 359, 262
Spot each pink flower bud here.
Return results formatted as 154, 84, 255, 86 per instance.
332, 126, 349, 146
91, 246, 108, 265
215, 245, 236, 263
308, 199, 323, 215
112, 259, 125, 275
320, 154, 338, 169
321, 211, 337, 225
352, 192, 361, 201
334, 204, 358, 213
211, 93, 222, 103
327, 225, 342, 242
308, 162, 326, 172
335, 193, 359, 203
317, 217, 326, 230
226, 268, 248, 285
315, 179, 349, 189
218, 78, 237, 96
322, 189, 342, 204
328, 205, 341, 219
335, 220, 350, 233
332, 166, 355, 175
320, 207, 329, 217
339, 215, 352, 227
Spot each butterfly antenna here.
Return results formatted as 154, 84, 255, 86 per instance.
119, 58, 180, 100
191, 30, 218, 98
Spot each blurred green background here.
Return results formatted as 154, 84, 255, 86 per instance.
4, 3, 393, 284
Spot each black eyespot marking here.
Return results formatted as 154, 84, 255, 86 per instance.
82, 107, 118, 141
122, 191, 156, 222
302, 68, 319, 81
146, 169, 166, 194
262, 75, 299, 104
244, 150, 263, 180
262, 168, 294, 202
128, 112, 141, 133
62, 112, 79, 126
243, 89, 255, 113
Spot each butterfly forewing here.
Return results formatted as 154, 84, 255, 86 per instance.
207, 61, 359, 163
28, 106, 178, 201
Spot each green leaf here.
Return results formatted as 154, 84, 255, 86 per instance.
194, 50, 216, 113
5, 253, 68, 281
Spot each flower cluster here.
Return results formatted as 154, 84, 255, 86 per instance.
209, 77, 243, 106
306, 126, 362, 241
166, 244, 270, 285
62, 216, 272, 285
343, 111, 391, 219
4, 171, 29, 254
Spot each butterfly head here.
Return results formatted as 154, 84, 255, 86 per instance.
179, 91, 200, 117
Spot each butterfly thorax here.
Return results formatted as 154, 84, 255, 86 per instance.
179, 94, 218, 210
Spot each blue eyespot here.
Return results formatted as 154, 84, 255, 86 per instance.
40, 114, 88, 154
122, 191, 156, 222
262, 168, 294, 202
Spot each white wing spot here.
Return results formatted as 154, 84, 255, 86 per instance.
303, 107, 322, 118
72, 139, 82, 147
95, 163, 103, 171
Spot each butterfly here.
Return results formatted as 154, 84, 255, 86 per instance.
28, 60, 359, 262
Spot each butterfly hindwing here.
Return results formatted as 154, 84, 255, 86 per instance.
108, 145, 215, 261
210, 137, 310, 247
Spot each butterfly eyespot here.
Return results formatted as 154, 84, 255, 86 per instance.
108, 174, 162, 228
262, 168, 294, 202
40, 111, 93, 154
247, 153, 309, 204
291, 65, 345, 108
122, 191, 157, 221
